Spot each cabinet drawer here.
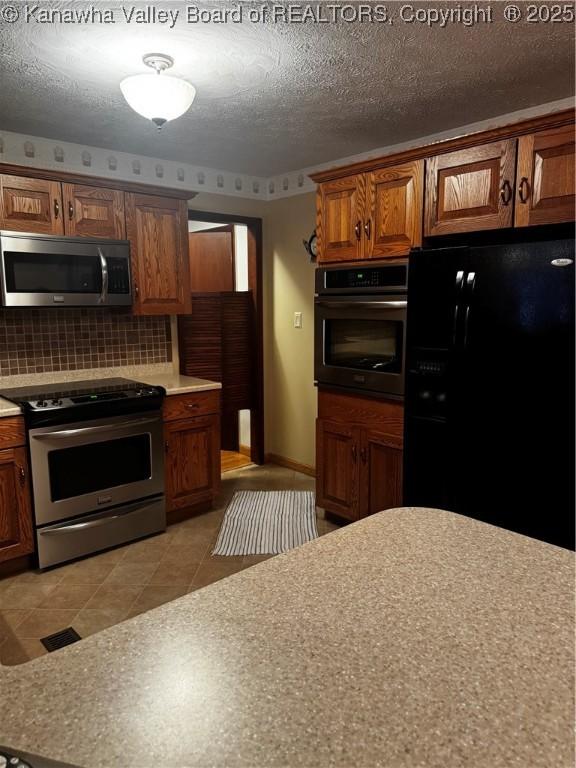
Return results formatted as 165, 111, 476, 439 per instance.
163, 390, 220, 421
0, 417, 26, 449
318, 389, 404, 440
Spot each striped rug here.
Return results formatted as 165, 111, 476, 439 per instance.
212, 490, 318, 556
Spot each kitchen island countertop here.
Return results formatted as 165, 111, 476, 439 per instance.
0, 507, 573, 768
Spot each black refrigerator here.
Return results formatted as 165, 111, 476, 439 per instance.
403, 238, 575, 550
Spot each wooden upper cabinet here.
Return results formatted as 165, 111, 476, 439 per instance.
424, 139, 517, 236
125, 192, 191, 315
0, 174, 64, 235
366, 160, 424, 259
62, 183, 125, 238
317, 175, 365, 263
515, 126, 575, 227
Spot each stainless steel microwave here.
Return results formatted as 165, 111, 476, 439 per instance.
0, 231, 132, 307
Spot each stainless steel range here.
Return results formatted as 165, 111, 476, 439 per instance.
0, 378, 166, 568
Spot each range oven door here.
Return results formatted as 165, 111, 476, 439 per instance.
28, 412, 164, 526
314, 295, 407, 396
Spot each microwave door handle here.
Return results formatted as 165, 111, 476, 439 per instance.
315, 300, 407, 309
97, 247, 108, 304
32, 416, 159, 440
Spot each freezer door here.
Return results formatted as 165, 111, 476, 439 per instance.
454, 239, 575, 548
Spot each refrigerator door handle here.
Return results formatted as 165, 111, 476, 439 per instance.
463, 272, 476, 348
452, 270, 466, 346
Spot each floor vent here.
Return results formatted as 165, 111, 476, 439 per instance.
40, 627, 82, 652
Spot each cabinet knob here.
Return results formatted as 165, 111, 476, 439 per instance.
18, 465, 25, 485
518, 177, 530, 204
68, 201, 74, 220
364, 219, 371, 239
354, 221, 361, 241
186, 402, 200, 409
351, 444, 357, 462
53, 199, 60, 219
134, 282, 139, 297
360, 447, 367, 464
164, 441, 169, 452
500, 180, 512, 206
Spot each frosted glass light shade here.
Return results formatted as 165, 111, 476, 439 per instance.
120, 73, 196, 126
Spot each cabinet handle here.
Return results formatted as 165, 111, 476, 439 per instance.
186, 402, 200, 409
354, 221, 361, 241
351, 444, 357, 462
364, 219, 371, 239
518, 177, 530, 204
164, 441, 169, 452
134, 282, 139, 298
500, 180, 512, 206
18, 465, 25, 485
68, 201, 74, 219
360, 447, 367, 464
53, 199, 60, 219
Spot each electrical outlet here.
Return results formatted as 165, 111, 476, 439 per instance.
293, 312, 302, 329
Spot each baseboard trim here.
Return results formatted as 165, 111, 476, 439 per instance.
167, 499, 213, 525
265, 453, 316, 478
239, 444, 251, 458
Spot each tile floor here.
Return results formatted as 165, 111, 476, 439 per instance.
0, 464, 342, 666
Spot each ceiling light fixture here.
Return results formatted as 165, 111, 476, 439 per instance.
120, 54, 196, 129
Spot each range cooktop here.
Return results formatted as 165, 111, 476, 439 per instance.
0, 378, 165, 426
0, 377, 162, 411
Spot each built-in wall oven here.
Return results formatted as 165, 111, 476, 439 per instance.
314, 264, 408, 397
0, 378, 166, 568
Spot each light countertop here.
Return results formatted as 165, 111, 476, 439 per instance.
0, 508, 573, 768
0, 365, 221, 416
136, 372, 221, 395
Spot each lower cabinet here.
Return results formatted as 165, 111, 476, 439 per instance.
316, 390, 404, 521
163, 392, 221, 517
0, 419, 34, 563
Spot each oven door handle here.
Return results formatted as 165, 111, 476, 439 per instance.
315, 300, 407, 309
40, 500, 159, 534
32, 416, 159, 440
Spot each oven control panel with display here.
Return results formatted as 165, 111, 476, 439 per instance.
316, 263, 408, 294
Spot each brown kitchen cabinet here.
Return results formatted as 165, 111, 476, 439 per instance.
62, 183, 126, 238
316, 419, 359, 520
163, 392, 221, 519
425, 139, 517, 236
515, 125, 575, 227
0, 417, 34, 564
317, 175, 365, 263
125, 192, 191, 315
361, 429, 403, 517
365, 161, 424, 259
317, 161, 424, 263
0, 174, 64, 235
316, 389, 404, 522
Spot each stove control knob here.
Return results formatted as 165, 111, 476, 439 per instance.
51, 399, 63, 406
36, 400, 47, 408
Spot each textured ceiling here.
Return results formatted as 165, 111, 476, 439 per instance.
0, 1, 573, 176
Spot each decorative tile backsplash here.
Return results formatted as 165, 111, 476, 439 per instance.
0, 309, 171, 377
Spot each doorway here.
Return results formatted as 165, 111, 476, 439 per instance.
183, 210, 264, 471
